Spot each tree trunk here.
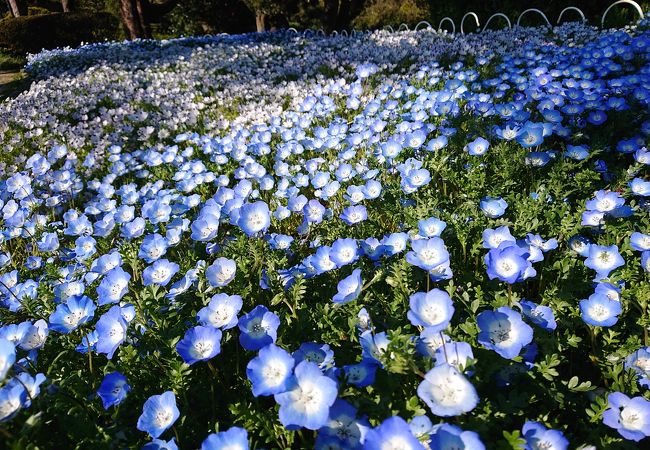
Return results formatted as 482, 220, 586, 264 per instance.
7, 0, 27, 16
61, 0, 74, 12
324, 0, 339, 31
118, 0, 178, 40
255, 12, 266, 32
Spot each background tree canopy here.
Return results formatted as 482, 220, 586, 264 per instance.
0, 0, 649, 53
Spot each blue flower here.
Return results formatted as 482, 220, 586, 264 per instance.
520, 300, 557, 331
316, 399, 368, 449
0, 383, 26, 422
625, 347, 650, 388
477, 307, 533, 359
205, 257, 237, 288
139, 233, 169, 263
246, 343, 294, 396
417, 363, 478, 416
238, 305, 280, 351
176, 326, 222, 365
465, 137, 490, 156
49, 295, 96, 333
479, 196, 508, 218
197, 293, 242, 329
274, 361, 338, 430
418, 217, 446, 238
407, 289, 454, 332
329, 238, 358, 267
579, 293, 621, 327
142, 259, 179, 286
332, 269, 362, 304
237, 201, 270, 236
360, 330, 389, 366
363, 416, 425, 450
602, 392, 650, 442
406, 237, 450, 271
293, 342, 334, 370
631, 232, 650, 252
201, 427, 249, 450
97, 372, 130, 409
516, 123, 544, 147
522, 421, 569, 450
95, 305, 128, 360
485, 242, 535, 284
340, 205, 367, 225
584, 245, 624, 280
137, 391, 180, 439
429, 423, 486, 450
343, 359, 378, 387
142, 439, 179, 450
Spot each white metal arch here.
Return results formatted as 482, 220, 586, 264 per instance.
557, 6, 587, 24
287, 27, 298, 33
316, 29, 326, 36
398, 23, 410, 31
461, 12, 480, 34
601, 0, 644, 28
340, 29, 349, 36
516, 8, 552, 27
438, 17, 456, 34
414, 20, 433, 31
482, 13, 511, 31
383, 25, 395, 32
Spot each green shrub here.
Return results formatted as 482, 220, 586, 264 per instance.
352, 0, 430, 30
0, 12, 119, 55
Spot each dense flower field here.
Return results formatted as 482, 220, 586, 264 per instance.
1, 15, 650, 449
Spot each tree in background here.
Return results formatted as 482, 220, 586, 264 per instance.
353, 0, 428, 29
239, 0, 287, 31
6, 0, 28, 16
61, 0, 74, 11
118, 0, 178, 39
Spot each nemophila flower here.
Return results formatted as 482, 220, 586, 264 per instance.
406, 237, 450, 271
332, 269, 362, 304
465, 137, 490, 156
482, 226, 516, 249
246, 343, 294, 396
434, 341, 474, 374
142, 259, 179, 286
485, 242, 535, 284
360, 238, 386, 261
643, 252, 650, 273
143, 439, 178, 450
360, 330, 389, 366
363, 416, 425, 450
517, 123, 544, 148
477, 307, 533, 359
382, 232, 409, 256
418, 217, 446, 238
522, 421, 569, 450
197, 293, 243, 329
176, 326, 222, 365
427, 135, 448, 151
49, 295, 96, 333
190, 213, 220, 242
340, 205, 367, 225
316, 399, 368, 449
564, 144, 589, 160
602, 392, 650, 442
625, 347, 650, 388
137, 391, 180, 439
631, 232, 650, 252
0, 338, 15, 382
0, 383, 25, 422
139, 233, 168, 263
95, 305, 128, 360
274, 360, 338, 430
579, 293, 622, 327
429, 423, 485, 450
520, 300, 557, 331
293, 342, 334, 370
201, 427, 249, 450
630, 178, 650, 196
238, 201, 270, 236
568, 235, 592, 257
205, 257, 237, 287
584, 245, 624, 280
238, 305, 280, 351
407, 289, 454, 332
586, 190, 625, 213
97, 372, 130, 409
7, 372, 45, 407
343, 359, 378, 387
417, 363, 478, 416
526, 234, 558, 252
18, 319, 48, 351
75, 236, 97, 261
479, 196, 508, 218
330, 238, 359, 267
96, 266, 130, 306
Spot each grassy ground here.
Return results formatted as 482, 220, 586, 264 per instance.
0, 70, 29, 100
